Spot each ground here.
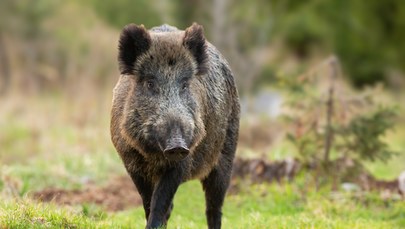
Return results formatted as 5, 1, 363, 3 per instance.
2, 180, 405, 228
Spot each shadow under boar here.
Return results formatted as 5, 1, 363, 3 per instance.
110, 23, 240, 229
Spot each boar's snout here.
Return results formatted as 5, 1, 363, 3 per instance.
163, 137, 190, 161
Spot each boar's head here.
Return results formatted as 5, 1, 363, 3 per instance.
117, 23, 208, 162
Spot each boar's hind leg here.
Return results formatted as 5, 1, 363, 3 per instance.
202, 151, 235, 228
202, 116, 238, 229
202, 165, 230, 229
130, 173, 154, 220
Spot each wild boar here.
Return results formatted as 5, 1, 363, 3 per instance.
110, 23, 240, 229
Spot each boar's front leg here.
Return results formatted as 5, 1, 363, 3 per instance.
129, 173, 154, 221
164, 201, 174, 223
146, 165, 186, 229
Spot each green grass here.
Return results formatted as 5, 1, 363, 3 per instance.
1, 181, 404, 228
1, 95, 405, 228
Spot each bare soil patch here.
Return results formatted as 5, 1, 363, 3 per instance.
32, 158, 403, 212
33, 176, 142, 212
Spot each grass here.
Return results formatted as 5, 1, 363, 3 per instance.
1, 181, 404, 228
1, 93, 404, 228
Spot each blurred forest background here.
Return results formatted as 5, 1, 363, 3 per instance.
0, 0, 405, 95
1, 0, 405, 94
1, 0, 405, 227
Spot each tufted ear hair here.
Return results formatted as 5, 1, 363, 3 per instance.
183, 23, 208, 75
118, 24, 151, 74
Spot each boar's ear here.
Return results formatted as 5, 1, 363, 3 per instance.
183, 23, 208, 75
118, 24, 151, 74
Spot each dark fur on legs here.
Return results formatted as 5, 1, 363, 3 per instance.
131, 172, 176, 228
130, 174, 153, 220
131, 166, 184, 228
147, 165, 186, 228
202, 168, 228, 229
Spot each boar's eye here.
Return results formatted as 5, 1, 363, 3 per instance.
182, 81, 188, 90
146, 80, 155, 90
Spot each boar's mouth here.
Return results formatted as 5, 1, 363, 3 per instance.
162, 136, 190, 162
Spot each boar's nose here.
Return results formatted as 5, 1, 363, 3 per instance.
163, 138, 190, 161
